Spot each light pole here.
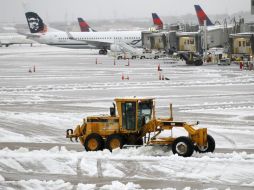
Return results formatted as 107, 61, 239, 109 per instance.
203, 20, 208, 62
252, 0, 254, 14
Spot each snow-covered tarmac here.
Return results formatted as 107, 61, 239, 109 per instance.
0, 45, 254, 189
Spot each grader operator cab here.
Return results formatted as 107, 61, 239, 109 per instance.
66, 97, 215, 157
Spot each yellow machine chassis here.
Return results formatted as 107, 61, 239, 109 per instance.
66, 97, 212, 156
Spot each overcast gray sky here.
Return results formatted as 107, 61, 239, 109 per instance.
0, 0, 251, 23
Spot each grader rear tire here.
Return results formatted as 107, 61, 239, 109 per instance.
84, 133, 104, 151
172, 136, 194, 157
106, 134, 124, 151
195, 134, 215, 153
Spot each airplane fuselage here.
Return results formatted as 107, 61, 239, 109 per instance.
29, 31, 142, 49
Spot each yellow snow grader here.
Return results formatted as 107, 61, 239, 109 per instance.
66, 97, 215, 157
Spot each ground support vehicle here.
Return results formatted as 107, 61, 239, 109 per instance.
66, 97, 215, 157
139, 50, 166, 59
115, 52, 138, 60
218, 58, 231, 66
178, 52, 203, 66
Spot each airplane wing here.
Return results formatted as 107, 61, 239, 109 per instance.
79, 39, 111, 48
17, 31, 42, 38
25, 34, 42, 39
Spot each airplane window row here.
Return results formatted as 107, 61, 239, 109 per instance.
58, 37, 140, 40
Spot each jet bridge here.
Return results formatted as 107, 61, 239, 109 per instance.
229, 32, 254, 60
176, 32, 202, 54
142, 31, 168, 50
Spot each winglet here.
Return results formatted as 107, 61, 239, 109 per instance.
194, 5, 214, 26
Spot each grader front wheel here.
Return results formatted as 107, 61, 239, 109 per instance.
195, 134, 215, 153
172, 136, 194, 157
84, 133, 104, 151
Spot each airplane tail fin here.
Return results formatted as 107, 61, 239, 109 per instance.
78, 18, 96, 32
25, 12, 48, 33
194, 5, 214, 26
152, 13, 163, 30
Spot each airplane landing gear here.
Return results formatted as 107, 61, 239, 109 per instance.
99, 49, 107, 55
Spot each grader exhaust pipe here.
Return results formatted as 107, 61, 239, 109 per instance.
169, 103, 173, 120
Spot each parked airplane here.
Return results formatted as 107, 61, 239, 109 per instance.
151, 13, 182, 32
194, 5, 214, 26
0, 33, 34, 47
194, 4, 235, 32
78, 18, 96, 32
25, 12, 142, 54
152, 13, 163, 30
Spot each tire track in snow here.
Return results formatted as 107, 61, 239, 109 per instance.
97, 159, 103, 178
209, 130, 237, 149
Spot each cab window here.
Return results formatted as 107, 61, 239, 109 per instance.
121, 102, 136, 130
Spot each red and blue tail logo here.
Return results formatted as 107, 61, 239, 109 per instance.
78, 18, 90, 32
78, 18, 96, 32
194, 5, 214, 26
152, 13, 163, 29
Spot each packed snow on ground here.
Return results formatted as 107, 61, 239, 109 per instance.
0, 178, 173, 190
1, 46, 254, 189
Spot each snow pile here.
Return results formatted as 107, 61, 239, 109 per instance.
0, 179, 181, 190
112, 146, 171, 157
0, 146, 253, 187
0, 147, 81, 175
0, 179, 73, 190
100, 181, 140, 190
79, 146, 172, 178
77, 183, 96, 190
0, 175, 4, 182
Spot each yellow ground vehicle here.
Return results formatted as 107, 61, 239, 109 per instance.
66, 97, 215, 157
